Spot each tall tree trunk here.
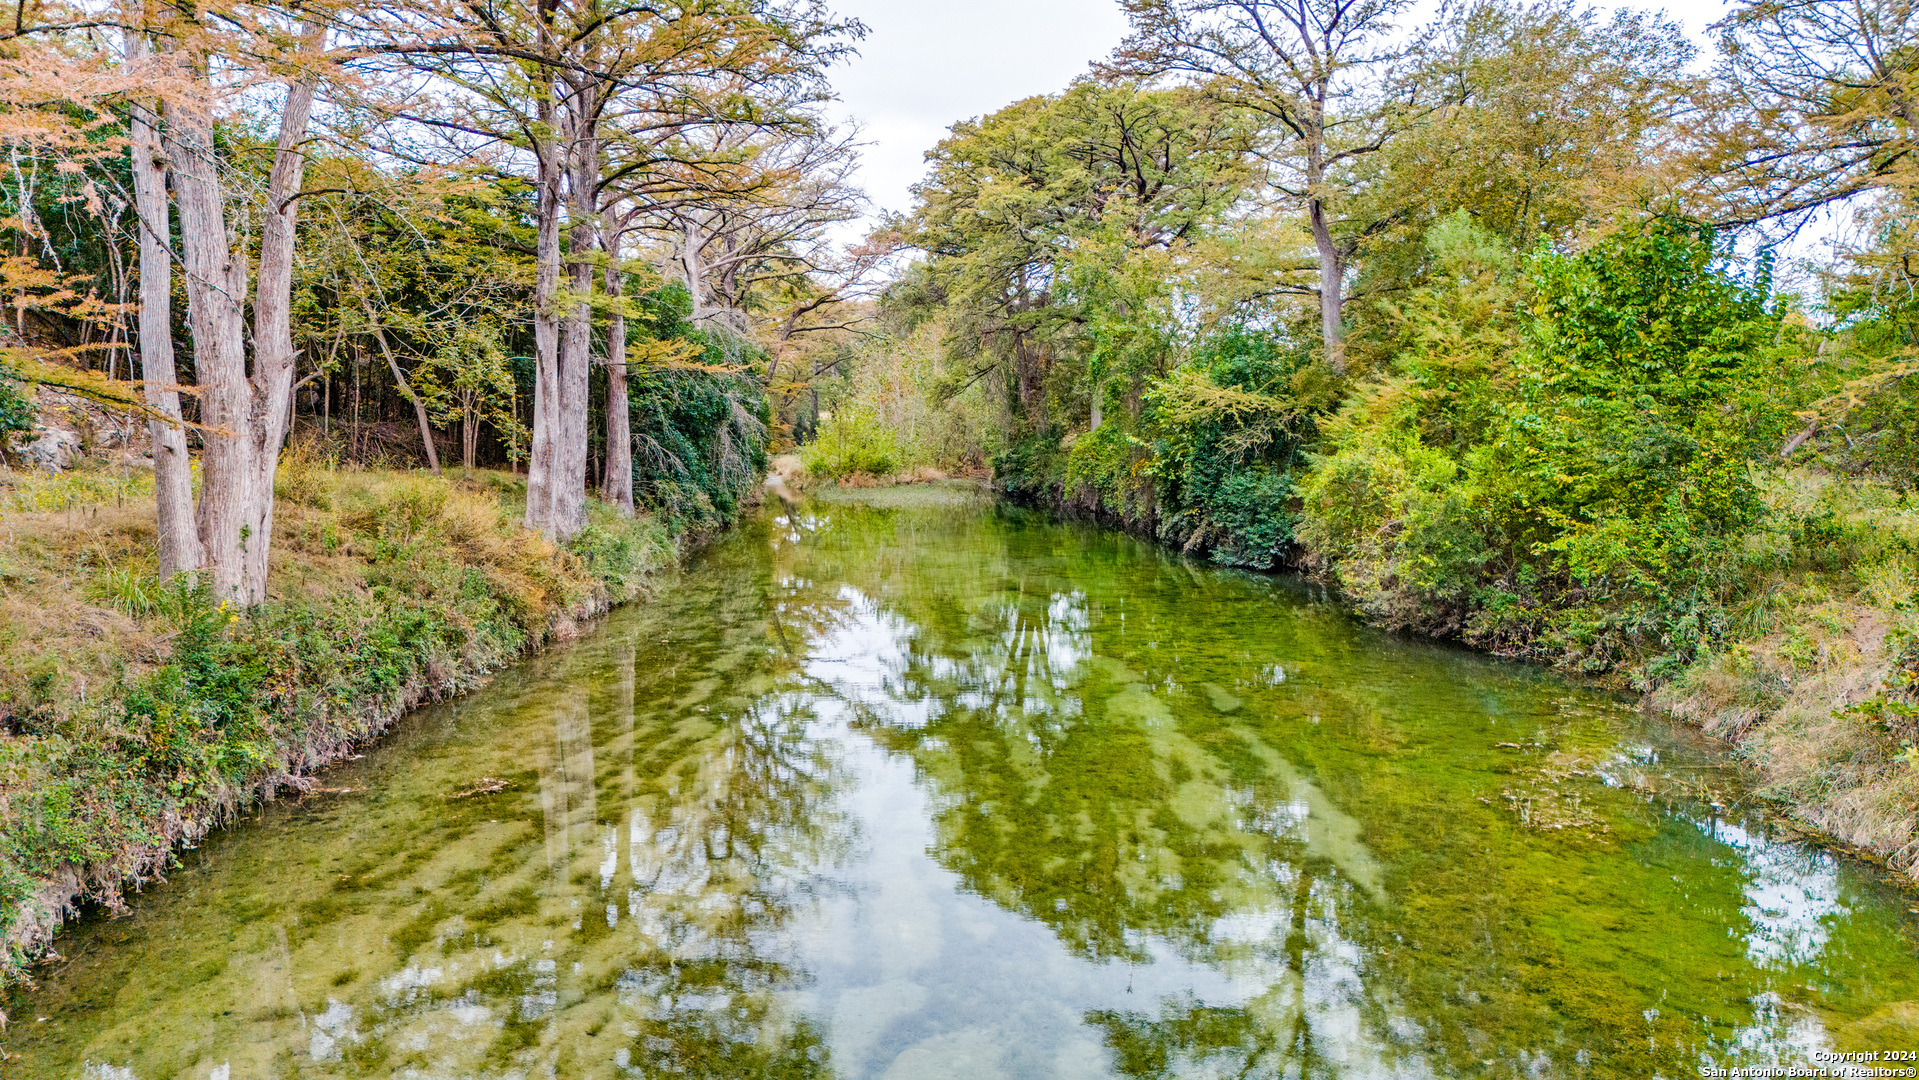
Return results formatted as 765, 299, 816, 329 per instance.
236, 25, 323, 603
1303, 112, 1345, 376
1014, 330, 1047, 429
554, 203, 593, 538
167, 95, 252, 600
524, 96, 562, 535
679, 214, 707, 323
125, 30, 202, 579
547, 84, 598, 540
350, 348, 363, 462
462, 394, 478, 473
600, 207, 632, 515
360, 296, 441, 475
1309, 195, 1345, 376
168, 24, 323, 604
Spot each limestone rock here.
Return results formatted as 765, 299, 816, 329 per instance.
18, 424, 81, 471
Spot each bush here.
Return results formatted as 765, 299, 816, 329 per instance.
1141, 329, 1312, 568
800, 409, 902, 480
622, 288, 771, 532
1297, 216, 1790, 668
0, 361, 33, 457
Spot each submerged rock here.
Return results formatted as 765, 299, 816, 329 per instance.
1201, 681, 1244, 713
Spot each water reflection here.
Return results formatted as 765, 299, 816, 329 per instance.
9, 490, 1919, 1078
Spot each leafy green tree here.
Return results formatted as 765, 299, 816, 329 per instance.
897, 77, 1254, 433
1114, 0, 1419, 373
1482, 218, 1785, 591
1379, 0, 1695, 249
412, 318, 522, 475
1336, 0, 1697, 376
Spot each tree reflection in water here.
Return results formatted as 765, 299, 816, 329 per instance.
783, 496, 1919, 1079
11, 491, 1919, 1079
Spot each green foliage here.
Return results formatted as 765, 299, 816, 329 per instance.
992, 429, 1068, 504
895, 77, 1255, 435
1299, 216, 1794, 668
903, 111, 1831, 679
627, 362, 769, 532
1007, 327, 1314, 569
571, 502, 675, 602
0, 361, 33, 453
411, 317, 522, 462
1062, 421, 1138, 508
797, 323, 1005, 474
1803, 191, 1919, 486
1836, 373, 1919, 481
875, 21, 1813, 672
1296, 384, 1490, 629
624, 285, 772, 532
1485, 219, 1785, 588
1346, 0, 1696, 286
1141, 330, 1313, 568
800, 407, 902, 479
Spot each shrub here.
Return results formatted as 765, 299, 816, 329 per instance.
1142, 329, 1312, 568
801, 409, 902, 480
1298, 216, 1790, 668
624, 291, 771, 532
0, 361, 33, 457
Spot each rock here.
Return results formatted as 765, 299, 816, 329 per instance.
1201, 681, 1244, 712
89, 423, 127, 450
9, 387, 135, 471
17, 425, 81, 471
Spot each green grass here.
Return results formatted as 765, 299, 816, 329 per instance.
0, 463, 153, 514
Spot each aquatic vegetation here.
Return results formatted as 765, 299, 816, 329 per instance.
13, 497, 1911, 1076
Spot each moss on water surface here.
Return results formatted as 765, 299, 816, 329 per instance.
7, 496, 1919, 1077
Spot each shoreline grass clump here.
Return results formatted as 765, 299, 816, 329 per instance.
0, 461, 678, 987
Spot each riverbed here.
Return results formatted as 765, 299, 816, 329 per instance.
9, 485, 1919, 1077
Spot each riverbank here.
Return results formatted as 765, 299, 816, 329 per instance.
987, 464, 1919, 888
0, 457, 681, 989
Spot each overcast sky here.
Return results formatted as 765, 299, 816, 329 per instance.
823, 0, 1131, 227
822, 0, 1742, 235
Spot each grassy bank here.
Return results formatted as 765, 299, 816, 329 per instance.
1652, 470, 1919, 875
0, 458, 680, 988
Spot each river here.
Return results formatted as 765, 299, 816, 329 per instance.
9, 485, 1919, 1078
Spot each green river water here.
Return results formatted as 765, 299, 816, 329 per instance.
9, 486, 1919, 1078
